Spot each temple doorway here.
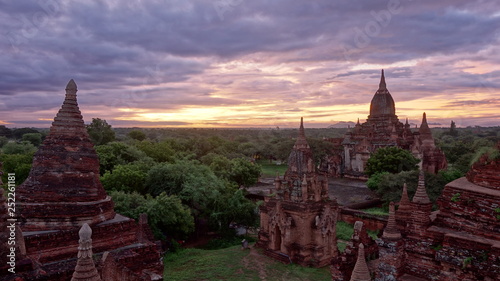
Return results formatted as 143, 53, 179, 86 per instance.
274, 225, 282, 251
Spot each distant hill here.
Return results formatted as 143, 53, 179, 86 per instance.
328, 121, 356, 128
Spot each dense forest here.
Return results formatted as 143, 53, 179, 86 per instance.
1, 121, 499, 246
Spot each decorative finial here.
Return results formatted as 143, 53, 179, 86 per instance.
79, 223, 92, 240
72, 223, 101, 281
357, 118, 360, 125
299, 117, 305, 136
379, 69, 386, 90
66, 79, 77, 93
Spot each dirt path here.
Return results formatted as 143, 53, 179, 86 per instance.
242, 245, 268, 280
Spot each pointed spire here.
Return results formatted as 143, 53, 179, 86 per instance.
299, 117, 304, 137
412, 170, 430, 204
383, 202, 402, 240
405, 118, 409, 125
357, 118, 360, 126
293, 117, 310, 149
419, 112, 432, 137
379, 69, 386, 90
350, 243, 371, 281
400, 183, 411, 206
50, 79, 88, 137
71, 223, 102, 281
66, 79, 77, 93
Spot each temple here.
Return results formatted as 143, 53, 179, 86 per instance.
374, 144, 500, 280
2, 80, 163, 281
257, 118, 339, 267
326, 70, 447, 178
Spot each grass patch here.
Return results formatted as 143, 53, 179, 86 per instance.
336, 221, 354, 241
337, 241, 347, 253
361, 207, 388, 216
164, 245, 332, 281
164, 246, 253, 280
258, 160, 288, 177
367, 229, 379, 240
201, 235, 256, 250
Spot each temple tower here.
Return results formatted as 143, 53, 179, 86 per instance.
17, 80, 115, 231
258, 118, 338, 267
329, 70, 447, 178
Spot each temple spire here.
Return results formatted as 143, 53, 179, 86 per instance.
293, 117, 309, 149
419, 112, 432, 136
71, 223, 102, 281
379, 69, 386, 90
299, 117, 305, 137
350, 243, 371, 281
382, 202, 402, 240
400, 183, 411, 205
413, 170, 430, 204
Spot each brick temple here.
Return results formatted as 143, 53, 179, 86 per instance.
1, 80, 163, 281
325, 70, 447, 178
257, 118, 339, 267
373, 145, 500, 280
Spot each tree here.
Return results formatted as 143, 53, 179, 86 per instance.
0, 126, 12, 138
109, 191, 194, 239
12, 128, 39, 139
365, 146, 420, 176
86, 118, 115, 145
101, 163, 148, 194
146, 160, 222, 197
128, 130, 146, 141
147, 192, 195, 239
228, 158, 261, 187
95, 142, 151, 175
0, 136, 8, 148
0, 153, 33, 185
135, 140, 176, 163
22, 133, 42, 146
2, 141, 36, 155
449, 120, 458, 137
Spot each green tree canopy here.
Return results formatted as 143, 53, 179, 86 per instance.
86, 118, 115, 145
101, 163, 148, 194
12, 128, 39, 139
2, 141, 36, 155
0, 136, 8, 148
22, 133, 43, 146
365, 146, 420, 176
110, 191, 194, 239
0, 153, 33, 185
128, 130, 147, 141
135, 140, 176, 163
228, 158, 261, 188
95, 142, 151, 174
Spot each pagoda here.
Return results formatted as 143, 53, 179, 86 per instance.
4, 80, 163, 281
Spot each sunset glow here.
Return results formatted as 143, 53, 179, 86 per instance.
1, 1, 499, 128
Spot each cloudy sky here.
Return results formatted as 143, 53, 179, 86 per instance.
1, 0, 499, 128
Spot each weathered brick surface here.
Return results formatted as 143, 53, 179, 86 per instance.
16, 80, 115, 231
339, 207, 387, 232
377, 153, 500, 281
258, 119, 338, 268
5, 81, 163, 281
